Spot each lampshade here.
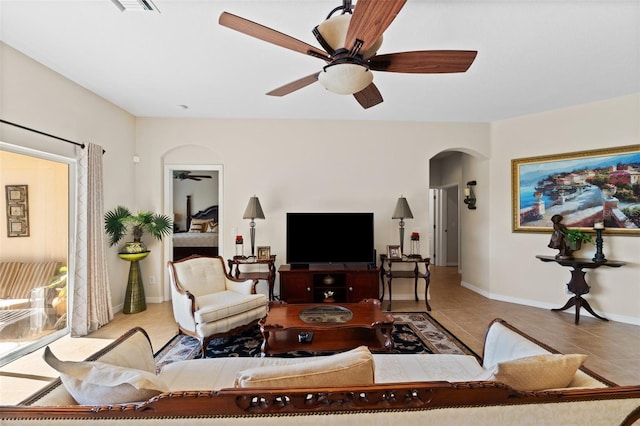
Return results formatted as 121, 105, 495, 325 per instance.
392, 197, 413, 219
317, 63, 373, 95
243, 196, 265, 220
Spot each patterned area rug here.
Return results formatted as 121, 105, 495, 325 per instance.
154, 312, 477, 371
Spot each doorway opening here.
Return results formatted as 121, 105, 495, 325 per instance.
163, 164, 223, 301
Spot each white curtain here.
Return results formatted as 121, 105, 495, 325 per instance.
72, 143, 113, 336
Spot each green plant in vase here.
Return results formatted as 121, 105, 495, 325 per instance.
104, 206, 172, 253
563, 229, 593, 250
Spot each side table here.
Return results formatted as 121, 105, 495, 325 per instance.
379, 254, 431, 311
228, 255, 277, 301
535, 255, 625, 324
118, 251, 149, 314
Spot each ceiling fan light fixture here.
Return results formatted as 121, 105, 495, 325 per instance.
111, 0, 159, 12
318, 63, 373, 95
316, 14, 382, 59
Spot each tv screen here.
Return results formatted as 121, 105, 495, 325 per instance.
286, 212, 374, 265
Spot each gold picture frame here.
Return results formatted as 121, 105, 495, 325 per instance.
257, 246, 271, 261
387, 245, 402, 259
512, 145, 640, 235
6, 184, 29, 237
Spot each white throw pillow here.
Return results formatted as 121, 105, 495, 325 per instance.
43, 347, 169, 405
189, 218, 211, 232
235, 345, 375, 388
484, 353, 587, 391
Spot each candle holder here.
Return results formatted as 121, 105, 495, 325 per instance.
592, 227, 606, 263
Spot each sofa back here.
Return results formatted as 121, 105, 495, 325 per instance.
482, 319, 611, 388
0, 262, 22, 299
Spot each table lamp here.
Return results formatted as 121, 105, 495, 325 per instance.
243, 195, 265, 258
392, 196, 413, 255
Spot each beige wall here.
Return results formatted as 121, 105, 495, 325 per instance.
135, 119, 491, 302
489, 95, 640, 323
2, 40, 638, 323
0, 151, 68, 262
0, 42, 137, 309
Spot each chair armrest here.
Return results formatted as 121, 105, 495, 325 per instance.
170, 286, 197, 332
226, 279, 256, 295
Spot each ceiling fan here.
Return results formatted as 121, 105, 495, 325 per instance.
173, 171, 212, 181
219, 0, 477, 109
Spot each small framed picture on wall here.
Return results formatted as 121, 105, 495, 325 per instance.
6, 184, 29, 237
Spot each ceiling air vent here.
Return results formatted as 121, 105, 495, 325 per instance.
111, 0, 160, 13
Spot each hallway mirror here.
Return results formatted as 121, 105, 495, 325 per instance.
0, 143, 74, 366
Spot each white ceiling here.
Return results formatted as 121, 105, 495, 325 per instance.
1, 0, 638, 122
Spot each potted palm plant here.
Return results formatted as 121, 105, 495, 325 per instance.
104, 206, 173, 253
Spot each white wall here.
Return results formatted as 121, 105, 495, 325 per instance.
489, 94, 640, 323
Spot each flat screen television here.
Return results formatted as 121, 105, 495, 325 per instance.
286, 212, 375, 266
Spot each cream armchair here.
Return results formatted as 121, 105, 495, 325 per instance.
167, 255, 268, 356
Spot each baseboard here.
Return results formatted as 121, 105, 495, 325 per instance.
461, 280, 640, 326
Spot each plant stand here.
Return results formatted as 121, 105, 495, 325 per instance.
118, 252, 150, 314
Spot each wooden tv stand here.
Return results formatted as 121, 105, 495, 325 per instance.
278, 264, 380, 304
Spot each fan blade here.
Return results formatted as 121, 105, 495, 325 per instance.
266, 73, 320, 97
345, 0, 406, 54
369, 50, 477, 73
219, 12, 329, 60
353, 83, 383, 109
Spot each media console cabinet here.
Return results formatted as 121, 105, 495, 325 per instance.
278, 264, 379, 304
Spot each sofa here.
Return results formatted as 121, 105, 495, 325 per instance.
0, 261, 63, 336
1, 318, 639, 425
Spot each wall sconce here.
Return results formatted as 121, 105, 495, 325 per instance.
464, 181, 477, 210
243, 195, 265, 258
392, 196, 413, 254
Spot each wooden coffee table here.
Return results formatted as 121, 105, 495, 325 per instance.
259, 299, 395, 356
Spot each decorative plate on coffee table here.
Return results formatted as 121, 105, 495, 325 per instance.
299, 305, 354, 324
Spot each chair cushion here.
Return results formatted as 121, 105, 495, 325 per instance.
0, 262, 22, 299
43, 347, 169, 405
7, 261, 62, 299
482, 353, 588, 391
195, 291, 267, 323
234, 345, 375, 388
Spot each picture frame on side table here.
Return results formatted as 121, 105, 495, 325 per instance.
387, 245, 402, 259
257, 246, 271, 261
512, 145, 640, 235
6, 184, 29, 237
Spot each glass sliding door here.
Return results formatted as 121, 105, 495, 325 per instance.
0, 143, 75, 366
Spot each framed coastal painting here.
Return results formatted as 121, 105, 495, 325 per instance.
512, 145, 640, 235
